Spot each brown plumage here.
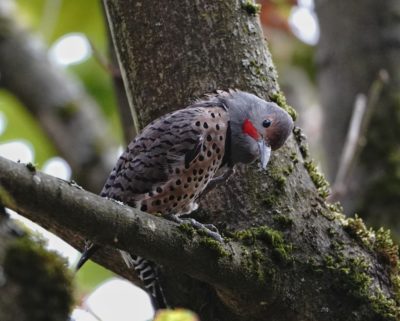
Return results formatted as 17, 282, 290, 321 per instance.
101, 106, 229, 216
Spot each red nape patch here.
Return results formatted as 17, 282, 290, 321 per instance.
242, 119, 260, 140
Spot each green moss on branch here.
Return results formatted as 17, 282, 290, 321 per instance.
235, 226, 292, 263
4, 235, 74, 321
241, 0, 261, 15
269, 91, 298, 121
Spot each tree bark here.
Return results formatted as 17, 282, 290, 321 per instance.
315, 0, 400, 237
0, 0, 399, 320
102, 0, 400, 319
0, 3, 116, 193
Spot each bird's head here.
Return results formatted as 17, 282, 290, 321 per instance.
222, 91, 294, 169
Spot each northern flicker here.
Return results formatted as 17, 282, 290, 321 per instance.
76, 90, 293, 309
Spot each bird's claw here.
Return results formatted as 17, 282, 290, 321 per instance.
167, 215, 223, 242
186, 218, 223, 242
202, 223, 219, 232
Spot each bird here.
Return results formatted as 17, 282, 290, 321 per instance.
75, 90, 294, 309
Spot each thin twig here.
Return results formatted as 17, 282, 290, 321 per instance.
88, 39, 121, 78
329, 70, 389, 202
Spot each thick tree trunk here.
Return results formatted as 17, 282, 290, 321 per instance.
315, 0, 400, 237
97, 0, 400, 320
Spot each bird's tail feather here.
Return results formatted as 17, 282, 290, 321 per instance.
120, 250, 169, 310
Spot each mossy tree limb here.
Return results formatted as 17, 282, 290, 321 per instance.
0, 208, 73, 321
0, 156, 285, 296
0, 154, 399, 320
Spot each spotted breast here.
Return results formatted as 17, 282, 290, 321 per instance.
101, 106, 229, 216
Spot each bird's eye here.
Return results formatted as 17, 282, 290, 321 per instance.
262, 119, 272, 128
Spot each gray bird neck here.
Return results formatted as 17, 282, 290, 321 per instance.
224, 100, 259, 166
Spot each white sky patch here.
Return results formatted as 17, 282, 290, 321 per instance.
70, 309, 99, 321
49, 33, 91, 66
7, 209, 80, 266
116, 145, 124, 160
298, 0, 314, 9
117, 145, 124, 156
0, 139, 34, 163
84, 278, 154, 321
289, 6, 320, 45
0, 112, 6, 136
42, 156, 72, 180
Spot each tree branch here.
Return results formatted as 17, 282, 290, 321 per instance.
0, 156, 272, 296
1, 154, 399, 320
329, 70, 389, 202
0, 203, 74, 321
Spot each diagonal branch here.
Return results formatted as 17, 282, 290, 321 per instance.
0, 156, 272, 297
0, 154, 399, 320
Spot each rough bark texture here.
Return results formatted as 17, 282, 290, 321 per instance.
0, 3, 116, 193
102, 0, 400, 320
315, 0, 400, 237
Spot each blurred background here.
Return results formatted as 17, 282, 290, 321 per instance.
1, 0, 399, 320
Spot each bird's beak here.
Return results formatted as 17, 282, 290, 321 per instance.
257, 139, 271, 170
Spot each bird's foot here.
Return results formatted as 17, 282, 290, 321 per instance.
167, 215, 223, 242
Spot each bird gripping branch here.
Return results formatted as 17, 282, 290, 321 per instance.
76, 90, 294, 309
